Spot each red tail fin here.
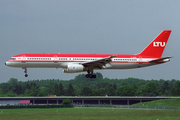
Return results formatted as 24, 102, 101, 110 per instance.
138, 30, 171, 58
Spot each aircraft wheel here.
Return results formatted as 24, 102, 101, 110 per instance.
89, 74, 93, 78
92, 75, 96, 78
25, 74, 28, 77
86, 74, 90, 78
86, 74, 96, 79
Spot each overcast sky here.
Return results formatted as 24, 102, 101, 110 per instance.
0, 0, 180, 83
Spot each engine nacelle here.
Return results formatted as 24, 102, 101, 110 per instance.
63, 64, 86, 73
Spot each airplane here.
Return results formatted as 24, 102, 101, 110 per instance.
5, 30, 172, 78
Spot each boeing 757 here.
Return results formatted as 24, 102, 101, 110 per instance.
5, 30, 172, 78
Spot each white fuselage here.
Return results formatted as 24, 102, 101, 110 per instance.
5, 56, 161, 70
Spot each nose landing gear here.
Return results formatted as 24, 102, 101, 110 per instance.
24, 68, 28, 77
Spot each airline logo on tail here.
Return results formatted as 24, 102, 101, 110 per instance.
153, 42, 166, 47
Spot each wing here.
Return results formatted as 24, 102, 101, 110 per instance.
149, 57, 172, 63
81, 56, 116, 69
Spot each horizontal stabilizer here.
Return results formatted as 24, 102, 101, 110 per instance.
149, 57, 172, 63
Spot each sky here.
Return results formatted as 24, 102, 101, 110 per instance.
0, 0, 180, 83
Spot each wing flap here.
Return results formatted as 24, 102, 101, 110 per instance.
81, 56, 116, 67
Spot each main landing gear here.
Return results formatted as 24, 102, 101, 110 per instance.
85, 74, 96, 78
85, 69, 96, 78
24, 68, 28, 77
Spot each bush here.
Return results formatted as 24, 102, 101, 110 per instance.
62, 99, 71, 105
0, 104, 73, 109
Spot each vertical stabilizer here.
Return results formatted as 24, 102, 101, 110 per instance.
138, 30, 171, 58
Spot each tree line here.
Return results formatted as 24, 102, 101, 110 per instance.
0, 72, 180, 97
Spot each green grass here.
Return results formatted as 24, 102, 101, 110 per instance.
134, 98, 180, 106
0, 108, 180, 120
1, 99, 180, 120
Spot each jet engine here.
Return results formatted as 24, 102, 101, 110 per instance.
63, 64, 86, 73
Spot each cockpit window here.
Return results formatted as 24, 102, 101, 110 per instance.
10, 58, 16, 60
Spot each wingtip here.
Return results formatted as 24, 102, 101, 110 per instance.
110, 56, 116, 58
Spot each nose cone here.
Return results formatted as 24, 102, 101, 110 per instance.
5, 61, 8, 66
5, 61, 11, 67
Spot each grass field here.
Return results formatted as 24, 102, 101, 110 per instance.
134, 98, 180, 106
0, 107, 180, 120
1, 98, 180, 120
